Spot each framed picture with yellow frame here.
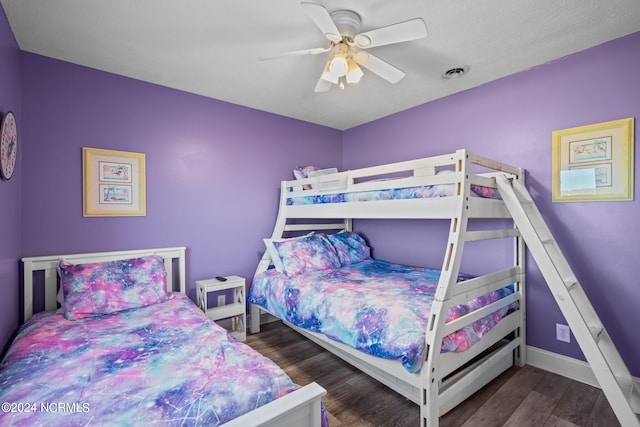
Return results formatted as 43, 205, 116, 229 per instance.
83, 147, 146, 216
552, 117, 634, 202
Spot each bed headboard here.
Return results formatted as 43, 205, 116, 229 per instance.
21, 247, 187, 322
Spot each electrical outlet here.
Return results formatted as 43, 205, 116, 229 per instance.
556, 323, 570, 343
217, 295, 225, 307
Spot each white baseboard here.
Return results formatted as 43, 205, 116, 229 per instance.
526, 345, 640, 389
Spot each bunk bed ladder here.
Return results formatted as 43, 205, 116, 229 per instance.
495, 174, 640, 427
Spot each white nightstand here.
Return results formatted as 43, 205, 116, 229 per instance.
196, 275, 246, 341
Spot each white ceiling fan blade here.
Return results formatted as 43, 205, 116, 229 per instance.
300, 2, 342, 43
258, 47, 331, 61
353, 51, 406, 84
314, 77, 333, 92
353, 18, 427, 49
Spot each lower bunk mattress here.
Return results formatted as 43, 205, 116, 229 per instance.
0, 293, 324, 426
249, 259, 515, 373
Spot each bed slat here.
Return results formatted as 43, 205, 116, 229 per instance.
44, 267, 58, 312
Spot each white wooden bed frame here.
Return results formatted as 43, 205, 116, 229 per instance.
21, 246, 326, 427
250, 149, 527, 427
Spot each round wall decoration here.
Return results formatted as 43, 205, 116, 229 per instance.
1, 111, 17, 180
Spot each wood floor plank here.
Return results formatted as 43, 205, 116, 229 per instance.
337, 384, 417, 427
534, 371, 572, 400
552, 381, 600, 426
543, 414, 580, 427
585, 393, 620, 427
503, 390, 557, 427
460, 365, 546, 427
440, 366, 518, 427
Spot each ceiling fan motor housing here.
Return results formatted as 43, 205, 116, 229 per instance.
330, 9, 362, 39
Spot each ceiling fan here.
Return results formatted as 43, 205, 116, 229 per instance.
259, 2, 427, 92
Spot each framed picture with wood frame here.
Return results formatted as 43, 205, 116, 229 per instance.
552, 117, 634, 202
83, 147, 146, 216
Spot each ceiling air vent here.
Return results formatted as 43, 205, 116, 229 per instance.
441, 66, 470, 79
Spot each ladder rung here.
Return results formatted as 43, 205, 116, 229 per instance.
589, 325, 604, 342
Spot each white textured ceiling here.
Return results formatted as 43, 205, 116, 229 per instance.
2, 0, 640, 130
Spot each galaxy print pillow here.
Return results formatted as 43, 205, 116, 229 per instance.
326, 231, 371, 265
58, 255, 169, 320
264, 232, 315, 273
270, 233, 341, 277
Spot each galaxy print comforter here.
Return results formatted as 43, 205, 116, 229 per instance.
0, 294, 305, 426
249, 259, 515, 373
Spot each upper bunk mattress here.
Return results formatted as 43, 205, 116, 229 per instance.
249, 259, 515, 373
0, 294, 305, 426
287, 182, 500, 205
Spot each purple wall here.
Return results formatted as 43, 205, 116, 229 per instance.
343, 32, 640, 375
19, 53, 342, 303
0, 5, 22, 353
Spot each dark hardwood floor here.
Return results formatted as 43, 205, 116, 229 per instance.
245, 321, 621, 427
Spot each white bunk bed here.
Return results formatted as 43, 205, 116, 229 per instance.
11, 247, 325, 427
250, 149, 527, 427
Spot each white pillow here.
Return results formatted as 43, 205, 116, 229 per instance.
57, 286, 64, 306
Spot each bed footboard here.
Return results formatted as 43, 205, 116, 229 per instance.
223, 382, 326, 427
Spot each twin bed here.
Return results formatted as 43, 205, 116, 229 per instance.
250, 149, 526, 426
1, 247, 326, 427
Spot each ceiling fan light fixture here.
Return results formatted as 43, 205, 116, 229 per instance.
320, 74, 339, 84
346, 59, 363, 84
321, 52, 348, 84
320, 62, 339, 84
329, 52, 349, 77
